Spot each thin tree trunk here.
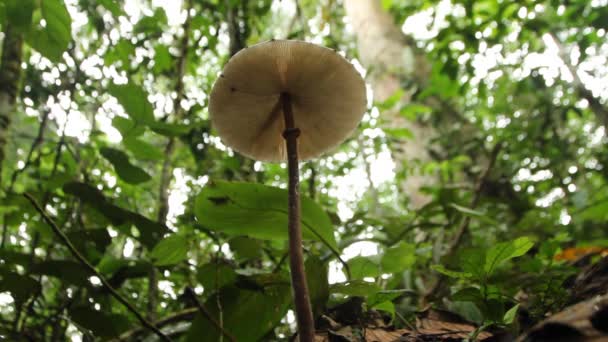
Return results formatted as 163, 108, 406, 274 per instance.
0, 23, 24, 185
344, 0, 435, 208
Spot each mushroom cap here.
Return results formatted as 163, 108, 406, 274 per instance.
209, 39, 367, 162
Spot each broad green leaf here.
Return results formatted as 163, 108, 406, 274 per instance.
68, 306, 130, 338
484, 237, 534, 275
349, 255, 381, 279
31, 260, 93, 286
153, 44, 172, 73
66, 228, 111, 255
194, 181, 338, 251
0, 271, 40, 305
368, 289, 413, 307
149, 234, 189, 266
459, 248, 487, 280
63, 182, 168, 249
503, 304, 520, 324
108, 83, 155, 124
228, 236, 263, 261
197, 262, 238, 292
27, 0, 72, 62
381, 242, 416, 273
306, 255, 329, 317
122, 137, 164, 161
330, 280, 380, 297
134, 8, 167, 34
100, 147, 151, 184
431, 264, 473, 279
149, 121, 191, 136
452, 287, 483, 303
104, 38, 134, 67
4, 0, 34, 32
186, 284, 291, 342
372, 301, 395, 317
112, 116, 145, 137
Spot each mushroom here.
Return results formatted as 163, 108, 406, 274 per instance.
209, 39, 367, 341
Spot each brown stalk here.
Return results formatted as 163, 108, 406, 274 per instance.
280, 92, 315, 342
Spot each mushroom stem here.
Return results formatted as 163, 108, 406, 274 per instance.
280, 92, 315, 342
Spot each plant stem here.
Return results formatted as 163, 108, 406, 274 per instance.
280, 92, 315, 342
23, 193, 172, 342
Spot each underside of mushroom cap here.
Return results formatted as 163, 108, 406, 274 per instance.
209, 39, 367, 162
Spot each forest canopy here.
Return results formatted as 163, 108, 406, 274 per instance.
0, 0, 607, 341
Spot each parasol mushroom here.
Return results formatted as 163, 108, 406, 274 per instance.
209, 39, 367, 341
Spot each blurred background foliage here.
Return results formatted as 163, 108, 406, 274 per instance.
0, 0, 606, 340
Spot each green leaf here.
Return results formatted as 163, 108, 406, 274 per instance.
186, 284, 291, 342
330, 280, 380, 297
381, 242, 416, 273
306, 255, 329, 317
4, 0, 34, 32
68, 306, 130, 338
194, 181, 338, 250
153, 44, 172, 74
100, 147, 151, 184
368, 289, 412, 307
122, 137, 164, 161
484, 237, 534, 275
0, 271, 40, 305
108, 83, 155, 124
459, 248, 487, 280
149, 121, 191, 136
349, 255, 381, 279
372, 301, 395, 317
228, 236, 263, 261
97, 0, 123, 17
197, 261, 238, 292
502, 304, 520, 324
431, 264, 473, 279
399, 103, 432, 120
112, 116, 145, 138
27, 0, 72, 62
63, 182, 168, 249
452, 287, 483, 303
149, 234, 189, 266
450, 203, 497, 225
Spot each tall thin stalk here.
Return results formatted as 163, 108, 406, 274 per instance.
280, 92, 314, 342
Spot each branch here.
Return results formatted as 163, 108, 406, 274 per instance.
421, 142, 503, 305
23, 193, 172, 342
184, 287, 237, 342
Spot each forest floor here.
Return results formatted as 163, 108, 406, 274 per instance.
313, 255, 608, 341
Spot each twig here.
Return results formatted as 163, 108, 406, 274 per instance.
421, 142, 503, 305
183, 287, 237, 342
23, 193, 172, 342
115, 308, 197, 341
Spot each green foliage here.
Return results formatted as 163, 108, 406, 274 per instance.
28, 0, 72, 62
186, 282, 291, 342
1, 0, 606, 340
195, 181, 338, 250
148, 234, 189, 266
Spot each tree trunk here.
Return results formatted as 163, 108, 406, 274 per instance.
343, 0, 436, 208
0, 24, 24, 185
